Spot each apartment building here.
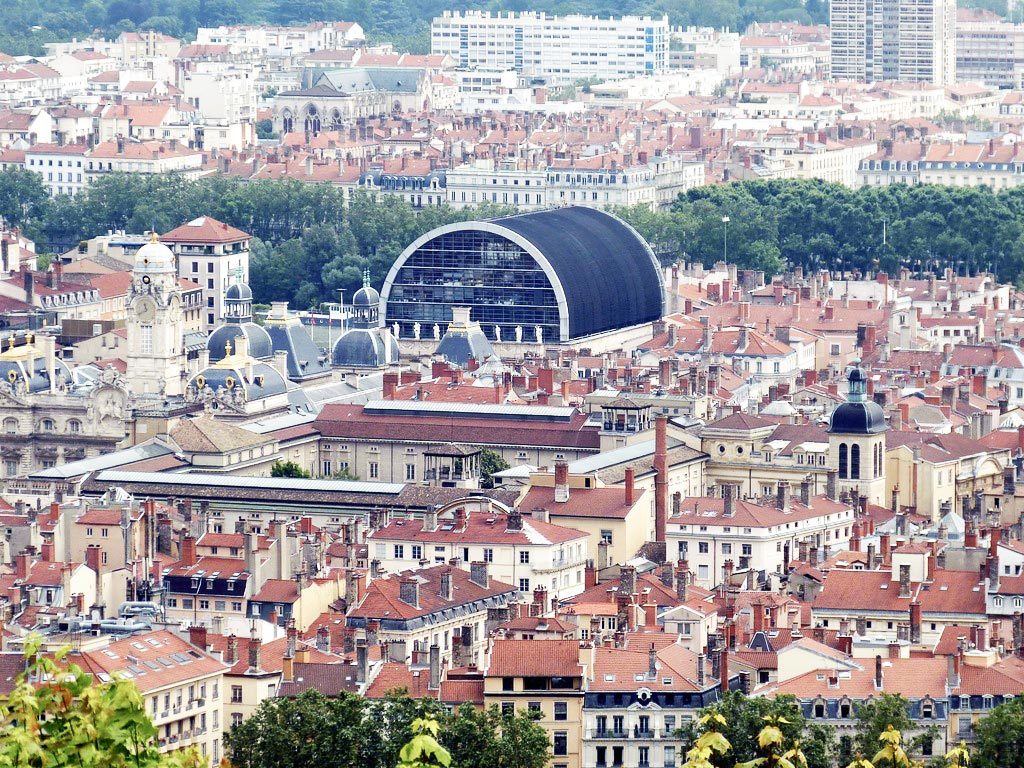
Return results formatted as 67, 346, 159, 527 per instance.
78, 630, 227, 766
484, 639, 589, 768
368, 496, 589, 601
431, 11, 668, 85
956, 8, 1024, 87
161, 216, 251, 332
859, 140, 1024, 189
347, 563, 518, 669
665, 487, 854, 587
831, 0, 956, 84
24, 143, 89, 197
446, 159, 548, 210
669, 27, 741, 75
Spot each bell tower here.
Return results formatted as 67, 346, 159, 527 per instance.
125, 232, 184, 397
827, 366, 888, 506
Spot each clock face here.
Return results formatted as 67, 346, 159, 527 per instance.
136, 297, 156, 323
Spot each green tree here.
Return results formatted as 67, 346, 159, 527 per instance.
854, 694, 921, 759
479, 449, 510, 489
0, 636, 201, 768
225, 689, 369, 768
972, 696, 1024, 768
270, 460, 311, 478
398, 716, 451, 768
441, 704, 550, 768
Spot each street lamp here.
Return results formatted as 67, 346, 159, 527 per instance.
722, 215, 730, 263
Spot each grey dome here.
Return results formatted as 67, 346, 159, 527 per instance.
353, 284, 381, 307
827, 365, 887, 435
207, 323, 273, 362
225, 283, 253, 301
332, 327, 400, 368
189, 360, 287, 400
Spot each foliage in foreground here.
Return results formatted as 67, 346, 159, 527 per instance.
0, 636, 200, 768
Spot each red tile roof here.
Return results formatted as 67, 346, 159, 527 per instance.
814, 568, 987, 616
487, 639, 582, 678
161, 216, 250, 244
520, 486, 643, 520
370, 510, 587, 546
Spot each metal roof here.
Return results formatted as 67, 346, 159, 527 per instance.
30, 442, 175, 480
568, 439, 656, 474
493, 207, 664, 339
91, 470, 406, 495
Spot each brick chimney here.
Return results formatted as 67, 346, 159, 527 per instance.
899, 564, 911, 598
469, 561, 489, 588
15, 550, 31, 579
675, 561, 689, 602
776, 481, 791, 511
189, 624, 209, 651
439, 568, 453, 601
909, 601, 921, 644
225, 635, 238, 664
654, 414, 668, 542
554, 461, 569, 503
181, 535, 197, 567
248, 629, 262, 673
41, 540, 54, 562
723, 483, 735, 517
625, 468, 635, 505
874, 654, 883, 689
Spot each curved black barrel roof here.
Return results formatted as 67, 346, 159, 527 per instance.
494, 207, 664, 339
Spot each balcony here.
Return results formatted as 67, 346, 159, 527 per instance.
589, 730, 627, 740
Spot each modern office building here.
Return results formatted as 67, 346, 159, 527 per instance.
431, 11, 669, 85
381, 206, 664, 344
830, 0, 956, 84
955, 7, 1024, 87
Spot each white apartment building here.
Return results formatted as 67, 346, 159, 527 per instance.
669, 27, 741, 75
161, 216, 251, 332
85, 140, 205, 183
368, 497, 589, 601
180, 66, 258, 150
79, 630, 227, 767
446, 159, 548, 209
831, 0, 956, 84
431, 11, 669, 85
666, 488, 854, 588
547, 156, 658, 209
24, 143, 89, 197
956, 8, 1024, 87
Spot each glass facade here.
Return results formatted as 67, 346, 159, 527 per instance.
384, 229, 563, 342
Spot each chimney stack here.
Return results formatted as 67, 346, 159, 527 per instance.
874, 654, 883, 689
554, 461, 570, 503
654, 414, 668, 542
899, 564, 911, 598
399, 577, 420, 608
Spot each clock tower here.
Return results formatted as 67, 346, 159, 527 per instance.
125, 232, 184, 396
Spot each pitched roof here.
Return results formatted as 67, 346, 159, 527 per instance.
78, 630, 225, 693
170, 415, 271, 453
370, 509, 587, 546
161, 216, 250, 244
487, 639, 582, 678
519, 486, 644, 520
813, 568, 987, 616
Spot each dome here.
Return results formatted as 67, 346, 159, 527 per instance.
352, 284, 380, 307
188, 360, 288, 400
225, 283, 253, 301
827, 365, 887, 434
207, 323, 273, 362
331, 327, 400, 368
134, 234, 176, 274
761, 400, 796, 417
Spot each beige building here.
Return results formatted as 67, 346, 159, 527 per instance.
484, 639, 589, 768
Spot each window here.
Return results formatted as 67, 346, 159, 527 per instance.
501, 702, 514, 715
698, 542, 709, 554
368, 462, 379, 479
41, 419, 55, 432
553, 732, 568, 756
483, 548, 493, 563
721, 543, 732, 554
140, 325, 153, 354
742, 544, 752, 556
231, 713, 242, 728
528, 701, 541, 713
839, 443, 848, 479
502, 677, 514, 691
411, 545, 422, 560
519, 578, 530, 592
554, 702, 567, 721
230, 686, 242, 703
519, 551, 530, 564
850, 444, 861, 480
393, 545, 405, 559
232, 601, 242, 611
405, 463, 416, 481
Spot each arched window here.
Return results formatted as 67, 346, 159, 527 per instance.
839, 443, 849, 479
67, 419, 81, 434
851, 444, 861, 480
2, 417, 16, 434
40, 418, 55, 432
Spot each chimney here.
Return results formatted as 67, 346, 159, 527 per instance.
675, 562, 690, 602
316, 625, 331, 653
654, 414, 668, 542
428, 644, 440, 690
189, 624, 209, 652
826, 470, 838, 501
648, 643, 658, 679
356, 640, 368, 684
625, 468, 635, 505
856, 616, 867, 636
910, 601, 921, 644
947, 650, 960, 688
41, 540, 54, 562
181, 535, 197, 567
723, 483, 735, 517
469, 561, 489, 588
659, 562, 674, 589
399, 577, 420, 608
899, 564, 911, 598
248, 628, 262, 672
874, 654, 883, 689
881, 533, 891, 562
697, 653, 706, 687
799, 478, 811, 507
776, 481, 791, 511
440, 569, 453, 601
720, 647, 729, 692
888, 641, 900, 659
620, 565, 637, 596
554, 461, 570, 503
